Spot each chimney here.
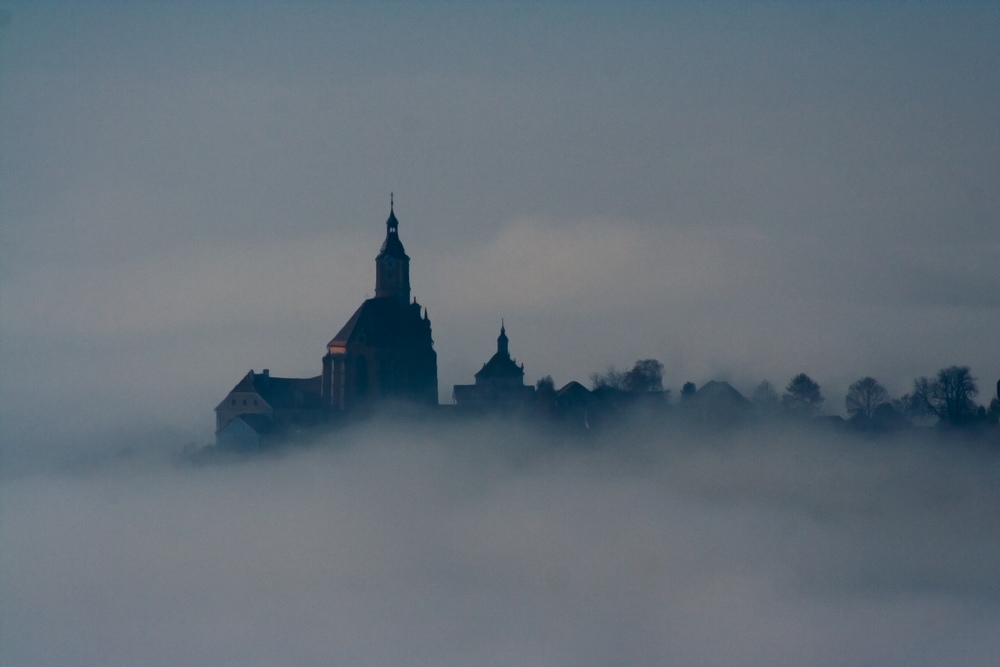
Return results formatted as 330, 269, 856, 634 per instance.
263, 369, 270, 378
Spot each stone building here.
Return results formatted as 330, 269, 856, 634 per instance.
215, 201, 438, 445
214, 369, 322, 446
321, 202, 438, 410
453, 323, 535, 409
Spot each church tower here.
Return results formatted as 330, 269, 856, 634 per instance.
322, 199, 438, 411
374, 195, 411, 305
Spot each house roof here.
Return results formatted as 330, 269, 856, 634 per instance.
694, 380, 751, 409
216, 371, 322, 411
328, 296, 428, 349
555, 381, 592, 408
556, 381, 591, 399
232, 413, 274, 434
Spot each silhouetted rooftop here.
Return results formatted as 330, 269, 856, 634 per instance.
217, 371, 322, 411
329, 297, 427, 349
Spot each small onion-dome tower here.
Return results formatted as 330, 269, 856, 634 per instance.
497, 321, 510, 357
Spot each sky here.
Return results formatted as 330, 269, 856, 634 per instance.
2, 4, 1000, 664
2, 2, 999, 446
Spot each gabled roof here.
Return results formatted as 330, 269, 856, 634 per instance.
328, 296, 427, 349
694, 380, 751, 410
216, 371, 322, 411
556, 381, 591, 399
257, 375, 322, 410
230, 413, 274, 435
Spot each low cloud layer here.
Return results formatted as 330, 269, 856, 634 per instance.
3, 423, 999, 666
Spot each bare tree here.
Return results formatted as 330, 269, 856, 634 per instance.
591, 360, 664, 393
782, 373, 823, 414
910, 366, 979, 426
845, 377, 889, 423
590, 366, 628, 391
751, 380, 780, 414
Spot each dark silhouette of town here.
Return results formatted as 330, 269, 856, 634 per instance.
214, 203, 1000, 450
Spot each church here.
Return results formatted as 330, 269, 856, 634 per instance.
215, 201, 438, 446
452, 322, 535, 410
321, 200, 438, 410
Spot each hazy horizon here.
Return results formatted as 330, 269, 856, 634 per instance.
2, 4, 999, 664
1, 2, 997, 447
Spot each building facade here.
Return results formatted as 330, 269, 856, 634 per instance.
214, 369, 322, 446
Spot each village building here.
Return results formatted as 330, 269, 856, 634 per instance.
214, 369, 322, 447
453, 323, 535, 410
688, 380, 752, 424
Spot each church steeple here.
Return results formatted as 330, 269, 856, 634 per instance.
375, 194, 411, 303
497, 320, 509, 357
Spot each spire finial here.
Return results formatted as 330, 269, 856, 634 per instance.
390, 192, 394, 211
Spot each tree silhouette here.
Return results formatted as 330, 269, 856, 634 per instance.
626, 359, 664, 392
845, 377, 889, 423
680, 382, 697, 401
782, 373, 823, 414
910, 365, 979, 427
591, 359, 664, 393
751, 380, 780, 414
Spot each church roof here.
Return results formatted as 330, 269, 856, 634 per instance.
328, 296, 427, 348
475, 351, 524, 379
474, 322, 524, 379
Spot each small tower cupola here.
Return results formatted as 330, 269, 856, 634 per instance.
497, 320, 509, 357
375, 194, 411, 304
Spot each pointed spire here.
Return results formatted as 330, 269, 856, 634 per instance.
386, 194, 399, 234
497, 320, 509, 357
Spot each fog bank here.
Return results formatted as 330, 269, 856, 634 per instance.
3, 422, 999, 666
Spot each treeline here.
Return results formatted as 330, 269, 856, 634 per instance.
552, 359, 1000, 433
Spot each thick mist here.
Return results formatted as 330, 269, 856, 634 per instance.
2, 4, 999, 664
3, 422, 999, 666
